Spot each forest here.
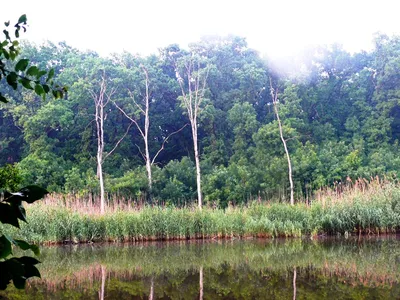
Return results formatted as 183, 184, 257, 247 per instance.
1, 33, 400, 208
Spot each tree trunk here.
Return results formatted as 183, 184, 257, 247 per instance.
94, 80, 106, 214
192, 120, 202, 209
175, 57, 209, 209
270, 79, 294, 205
143, 67, 152, 197
97, 155, 105, 214
114, 66, 188, 200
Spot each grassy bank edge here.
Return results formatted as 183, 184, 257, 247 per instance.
1, 186, 400, 244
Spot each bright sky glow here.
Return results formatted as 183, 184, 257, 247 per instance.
1, 0, 400, 59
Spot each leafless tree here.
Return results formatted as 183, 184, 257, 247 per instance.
269, 78, 294, 205
175, 55, 210, 209
90, 75, 132, 214
114, 65, 187, 197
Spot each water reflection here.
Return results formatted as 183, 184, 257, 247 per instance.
1, 236, 400, 299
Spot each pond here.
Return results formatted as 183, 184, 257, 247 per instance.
1, 236, 400, 299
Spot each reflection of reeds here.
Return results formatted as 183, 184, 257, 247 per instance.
1, 238, 398, 299
22, 238, 400, 290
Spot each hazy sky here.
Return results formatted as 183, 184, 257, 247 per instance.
2, 0, 400, 59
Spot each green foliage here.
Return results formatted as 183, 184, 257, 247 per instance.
0, 185, 47, 289
0, 164, 22, 191
106, 167, 149, 198
2, 26, 400, 205
0, 15, 66, 103
156, 157, 196, 204
0, 15, 68, 291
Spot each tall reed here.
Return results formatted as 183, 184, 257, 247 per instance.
1, 178, 400, 244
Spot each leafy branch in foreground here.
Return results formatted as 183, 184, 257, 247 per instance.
0, 14, 67, 290
0, 185, 47, 289
0, 14, 67, 103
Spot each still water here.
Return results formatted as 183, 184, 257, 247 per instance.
1, 236, 400, 299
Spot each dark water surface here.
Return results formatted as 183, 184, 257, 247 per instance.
2, 236, 400, 299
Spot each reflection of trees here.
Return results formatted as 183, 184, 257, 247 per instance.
199, 266, 203, 300
3, 263, 400, 299
293, 267, 297, 300
99, 265, 106, 300
149, 277, 154, 300
3, 238, 399, 299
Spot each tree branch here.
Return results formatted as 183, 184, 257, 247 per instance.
135, 143, 146, 162
151, 123, 189, 165
103, 121, 134, 161
113, 101, 145, 139
127, 89, 145, 115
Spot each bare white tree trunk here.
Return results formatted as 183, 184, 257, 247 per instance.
192, 119, 202, 208
93, 77, 107, 214
91, 75, 130, 214
143, 67, 152, 192
269, 78, 294, 205
175, 57, 210, 209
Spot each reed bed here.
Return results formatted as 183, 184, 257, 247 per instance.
1, 178, 400, 244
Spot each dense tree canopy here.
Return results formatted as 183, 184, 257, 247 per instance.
1, 34, 400, 207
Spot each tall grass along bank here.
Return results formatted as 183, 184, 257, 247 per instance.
1, 180, 400, 244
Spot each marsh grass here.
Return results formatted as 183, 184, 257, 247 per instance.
1, 178, 400, 243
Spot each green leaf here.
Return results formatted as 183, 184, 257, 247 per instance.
24, 264, 41, 279
34, 84, 45, 97
46, 69, 55, 82
4, 21, 10, 27
15, 29, 19, 38
0, 94, 8, 103
2, 48, 9, 59
12, 277, 26, 289
36, 70, 47, 79
55, 90, 63, 99
6, 72, 18, 90
13, 240, 31, 251
3, 29, 10, 41
6, 258, 25, 277
19, 78, 33, 90
9, 50, 16, 60
18, 256, 41, 265
4, 191, 23, 204
17, 15, 27, 24
13, 241, 39, 256
0, 261, 12, 290
18, 185, 48, 204
0, 203, 20, 228
42, 84, 50, 93
26, 66, 39, 76
15, 59, 29, 72
0, 235, 12, 259
15, 205, 27, 223
29, 244, 40, 256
